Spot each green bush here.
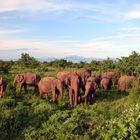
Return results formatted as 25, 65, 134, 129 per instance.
98, 104, 140, 140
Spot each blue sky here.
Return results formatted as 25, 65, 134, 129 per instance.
0, 0, 140, 60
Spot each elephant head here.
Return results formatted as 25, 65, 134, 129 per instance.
13, 74, 25, 85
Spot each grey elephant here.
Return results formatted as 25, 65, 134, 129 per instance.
13, 72, 41, 94
38, 76, 63, 103
0, 77, 7, 98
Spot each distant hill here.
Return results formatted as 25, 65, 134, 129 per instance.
38, 55, 106, 63
2, 55, 115, 63
64, 56, 104, 63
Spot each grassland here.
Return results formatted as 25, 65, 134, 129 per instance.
0, 64, 140, 140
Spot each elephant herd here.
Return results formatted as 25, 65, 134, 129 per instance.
0, 69, 139, 107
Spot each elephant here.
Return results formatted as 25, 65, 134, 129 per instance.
118, 76, 136, 91
82, 77, 98, 104
100, 78, 112, 91
101, 71, 120, 86
13, 72, 41, 94
67, 72, 80, 107
56, 71, 71, 88
0, 77, 7, 98
88, 75, 101, 89
76, 68, 92, 93
38, 77, 63, 103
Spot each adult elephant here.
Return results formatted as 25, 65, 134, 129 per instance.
56, 71, 71, 88
118, 76, 136, 91
67, 72, 80, 107
0, 77, 7, 98
38, 77, 63, 103
76, 68, 92, 93
101, 71, 120, 86
101, 78, 112, 91
13, 72, 41, 94
82, 77, 98, 104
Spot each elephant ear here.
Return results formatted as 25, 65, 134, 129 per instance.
17, 75, 25, 83
0, 77, 3, 85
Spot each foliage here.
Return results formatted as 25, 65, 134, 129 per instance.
0, 60, 13, 73
17, 53, 40, 68
116, 51, 140, 76
0, 51, 140, 139
99, 57, 115, 72
98, 104, 140, 140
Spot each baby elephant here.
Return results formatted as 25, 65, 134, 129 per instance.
0, 77, 7, 98
101, 78, 112, 91
82, 78, 98, 104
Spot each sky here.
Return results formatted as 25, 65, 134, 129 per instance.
0, 0, 140, 60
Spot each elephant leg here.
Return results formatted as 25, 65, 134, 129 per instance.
0, 86, 3, 98
20, 84, 23, 94
89, 93, 93, 104
85, 96, 88, 104
35, 85, 39, 94
52, 88, 57, 103
66, 89, 69, 100
69, 89, 73, 107
56, 93, 58, 101
24, 84, 28, 94
74, 90, 78, 107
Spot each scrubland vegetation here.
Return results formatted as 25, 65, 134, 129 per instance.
0, 51, 140, 140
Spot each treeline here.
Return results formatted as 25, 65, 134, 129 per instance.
0, 51, 140, 76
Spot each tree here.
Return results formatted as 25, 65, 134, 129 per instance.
99, 57, 115, 72
17, 53, 40, 68
116, 51, 140, 76
0, 60, 12, 73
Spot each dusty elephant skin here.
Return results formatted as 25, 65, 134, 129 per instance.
87, 75, 101, 89
56, 71, 71, 88
118, 76, 136, 91
0, 77, 7, 98
101, 71, 120, 86
101, 78, 112, 91
82, 78, 97, 104
38, 76, 63, 103
13, 72, 41, 94
67, 72, 80, 107
76, 68, 91, 92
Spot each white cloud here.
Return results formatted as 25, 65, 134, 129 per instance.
125, 4, 140, 19
126, 11, 140, 19
0, 31, 140, 60
121, 27, 140, 32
